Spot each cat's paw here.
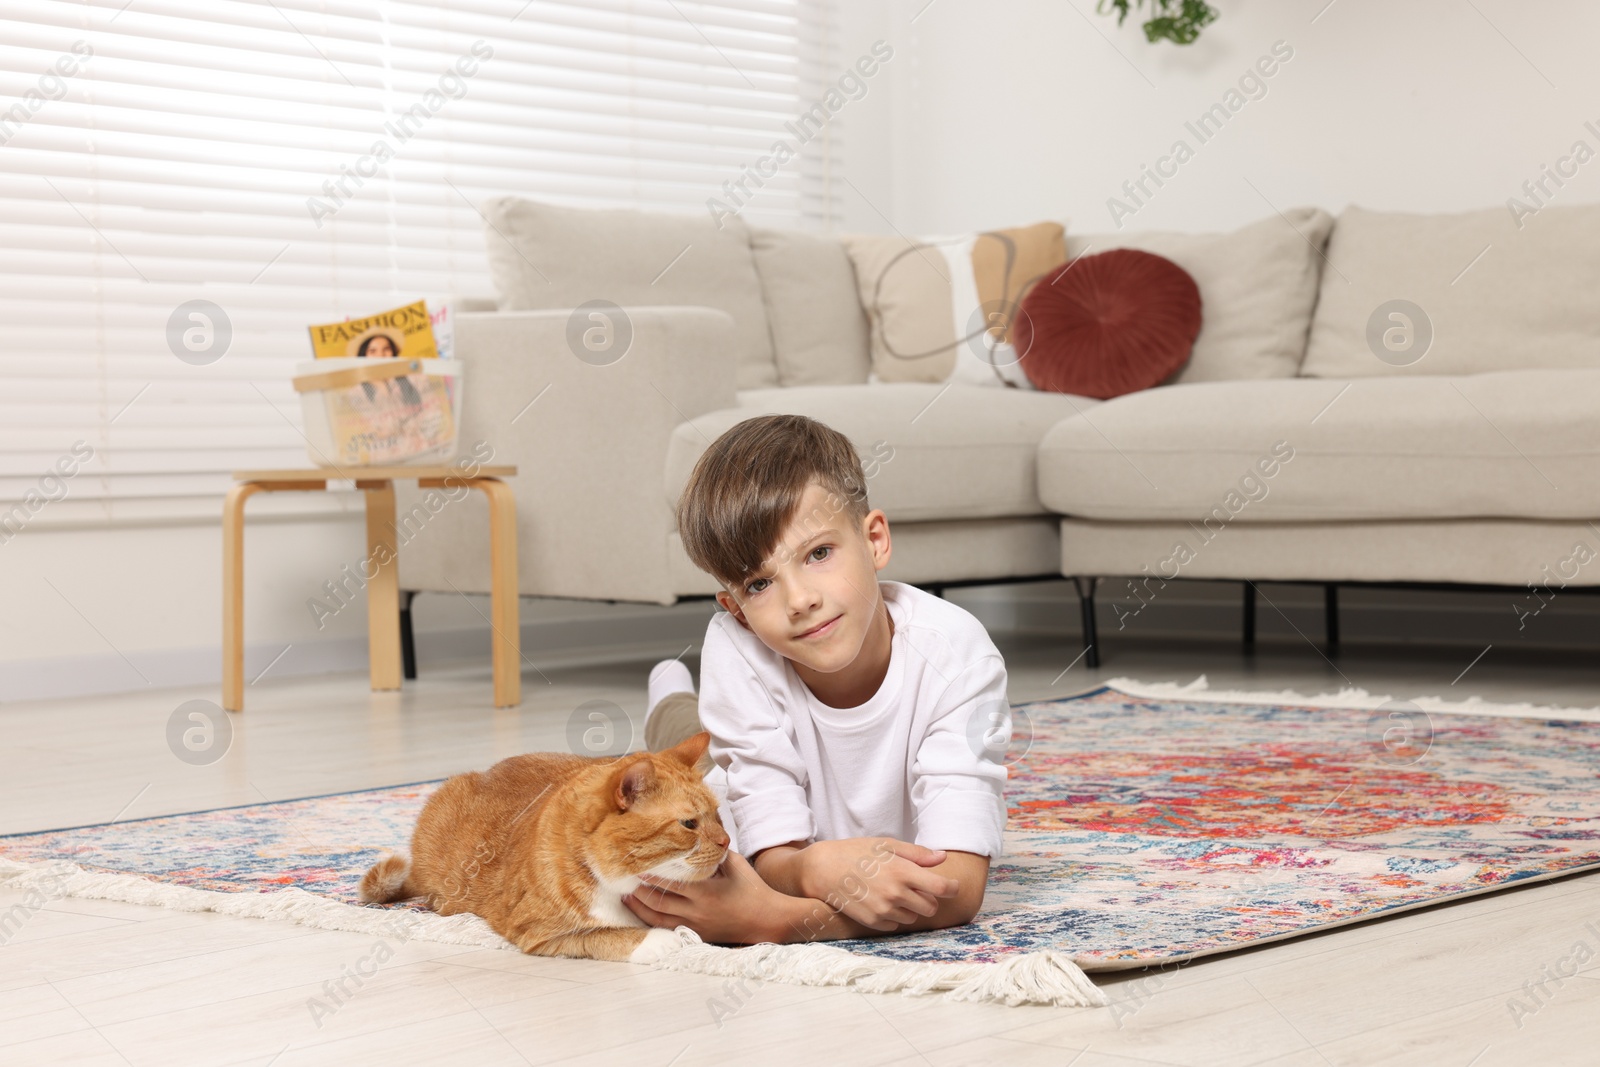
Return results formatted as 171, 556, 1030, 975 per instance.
628, 927, 683, 965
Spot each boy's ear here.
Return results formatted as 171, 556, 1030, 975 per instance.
715, 590, 750, 630
863, 508, 892, 573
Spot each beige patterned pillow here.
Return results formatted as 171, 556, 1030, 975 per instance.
842, 222, 1066, 387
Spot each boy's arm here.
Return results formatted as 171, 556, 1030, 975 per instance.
749, 840, 813, 897
764, 848, 990, 942
625, 848, 989, 945
909, 653, 1011, 860
696, 622, 818, 855
754, 838, 986, 933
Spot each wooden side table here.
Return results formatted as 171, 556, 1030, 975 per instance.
223, 465, 520, 712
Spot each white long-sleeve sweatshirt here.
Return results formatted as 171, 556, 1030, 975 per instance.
696, 580, 1010, 860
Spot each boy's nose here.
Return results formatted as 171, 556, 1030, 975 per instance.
787, 580, 822, 615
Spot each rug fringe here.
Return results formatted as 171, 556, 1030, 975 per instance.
0, 858, 1106, 1008
649, 929, 1108, 1008
0, 858, 513, 949
1104, 675, 1600, 720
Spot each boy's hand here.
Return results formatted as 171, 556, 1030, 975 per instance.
630, 846, 989, 944
790, 837, 959, 931
622, 852, 787, 945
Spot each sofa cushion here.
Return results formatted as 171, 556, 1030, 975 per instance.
1300, 204, 1600, 379
748, 227, 871, 387
1066, 207, 1333, 382
1036, 370, 1600, 522
665, 383, 1102, 523
480, 197, 778, 389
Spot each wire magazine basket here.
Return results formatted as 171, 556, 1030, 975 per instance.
292, 358, 463, 466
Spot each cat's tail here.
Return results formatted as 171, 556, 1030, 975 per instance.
359, 851, 415, 903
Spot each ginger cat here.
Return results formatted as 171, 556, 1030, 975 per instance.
359, 731, 728, 963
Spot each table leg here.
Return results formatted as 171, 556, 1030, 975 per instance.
475, 478, 521, 708
362, 481, 403, 691
222, 482, 264, 712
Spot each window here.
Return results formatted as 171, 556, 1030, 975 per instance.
0, 0, 839, 526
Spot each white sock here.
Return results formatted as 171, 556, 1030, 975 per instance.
646, 659, 695, 718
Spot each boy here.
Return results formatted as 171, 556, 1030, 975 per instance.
622, 414, 1011, 945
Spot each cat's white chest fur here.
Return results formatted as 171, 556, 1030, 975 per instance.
587, 872, 646, 928
587, 856, 699, 928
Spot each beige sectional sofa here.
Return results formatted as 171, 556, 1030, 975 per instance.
397, 197, 1600, 666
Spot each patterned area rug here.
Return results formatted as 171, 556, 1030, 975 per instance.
4, 679, 1598, 1002
851, 680, 1600, 969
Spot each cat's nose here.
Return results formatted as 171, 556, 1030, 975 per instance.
710, 827, 730, 849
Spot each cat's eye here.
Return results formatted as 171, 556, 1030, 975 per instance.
680, 818, 697, 830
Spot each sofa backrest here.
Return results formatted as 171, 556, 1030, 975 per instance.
479, 196, 779, 390
1301, 203, 1600, 378
1067, 208, 1335, 384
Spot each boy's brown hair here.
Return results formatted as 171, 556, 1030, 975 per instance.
677, 415, 870, 590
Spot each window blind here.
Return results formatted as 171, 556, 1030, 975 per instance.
0, 0, 840, 527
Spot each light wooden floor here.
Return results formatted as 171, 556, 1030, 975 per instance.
2, 630, 1597, 1067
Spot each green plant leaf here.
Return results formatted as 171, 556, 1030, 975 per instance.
1098, 0, 1219, 46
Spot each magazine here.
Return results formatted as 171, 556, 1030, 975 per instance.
428, 299, 456, 360
307, 298, 441, 360
301, 299, 458, 464
323, 367, 456, 465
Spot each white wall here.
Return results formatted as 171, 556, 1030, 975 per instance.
837, 0, 1600, 235
2, 511, 377, 698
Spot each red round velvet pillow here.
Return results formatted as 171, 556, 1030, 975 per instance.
1013, 249, 1202, 398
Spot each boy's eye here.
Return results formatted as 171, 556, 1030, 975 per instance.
680, 818, 698, 830
745, 577, 769, 595
809, 545, 831, 562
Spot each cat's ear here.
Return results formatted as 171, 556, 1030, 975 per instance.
663, 731, 711, 773
613, 758, 655, 811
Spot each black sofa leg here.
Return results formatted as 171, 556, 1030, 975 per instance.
1072, 576, 1101, 668
1243, 581, 1257, 652
1324, 583, 1340, 657
400, 590, 418, 681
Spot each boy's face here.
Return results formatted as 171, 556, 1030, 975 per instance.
714, 481, 892, 676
